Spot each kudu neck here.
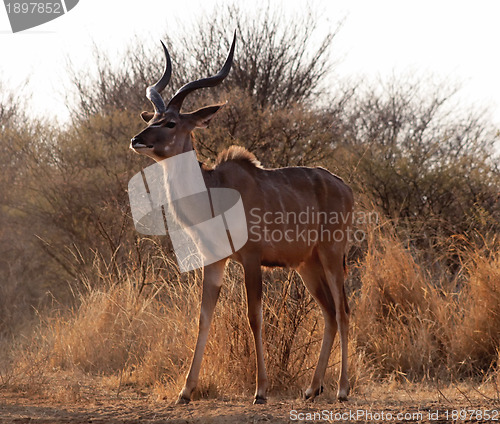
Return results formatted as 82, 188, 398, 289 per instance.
160, 150, 207, 202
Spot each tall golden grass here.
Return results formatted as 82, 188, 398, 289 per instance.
2, 218, 499, 399
355, 226, 500, 381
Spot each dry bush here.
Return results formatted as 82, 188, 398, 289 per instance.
448, 240, 500, 374
353, 217, 500, 382
353, 223, 445, 379
193, 88, 343, 169
69, 3, 339, 120
335, 77, 500, 255
41, 259, 195, 381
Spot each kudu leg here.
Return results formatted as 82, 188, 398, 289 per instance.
318, 250, 350, 401
243, 257, 268, 404
297, 262, 338, 400
177, 260, 226, 404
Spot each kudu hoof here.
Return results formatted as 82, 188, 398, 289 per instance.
337, 386, 350, 402
253, 395, 267, 404
176, 395, 191, 405
304, 385, 324, 401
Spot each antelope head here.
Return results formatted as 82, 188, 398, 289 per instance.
130, 33, 236, 161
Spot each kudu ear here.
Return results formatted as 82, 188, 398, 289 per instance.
141, 111, 155, 123
187, 103, 226, 129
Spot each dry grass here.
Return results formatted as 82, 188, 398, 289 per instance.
453, 246, 500, 372
354, 228, 444, 380
1, 220, 499, 402
354, 224, 499, 381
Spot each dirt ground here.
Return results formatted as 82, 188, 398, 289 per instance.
1, 378, 499, 423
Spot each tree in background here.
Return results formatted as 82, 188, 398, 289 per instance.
69, 4, 339, 118
0, 80, 50, 337
333, 77, 499, 256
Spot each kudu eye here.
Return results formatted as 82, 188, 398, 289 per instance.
166, 121, 176, 128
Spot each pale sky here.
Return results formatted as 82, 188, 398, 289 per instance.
1, 0, 500, 128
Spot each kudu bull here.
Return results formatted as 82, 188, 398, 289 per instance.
130, 32, 354, 404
